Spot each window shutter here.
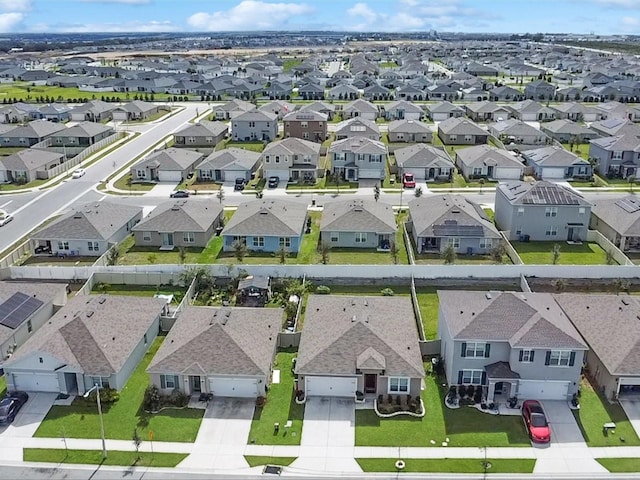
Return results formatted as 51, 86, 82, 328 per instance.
569, 351, 576, 367
457, 371, 463, 384
484, 344, 491, 358
545, 351, 551, 366
530, 350, 535, 362
160, 375, 166, 389
461, 342, 467, 357
519, 350, 524, 362
481, 371, 487, 385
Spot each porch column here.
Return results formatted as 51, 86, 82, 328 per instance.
183, 376, 190, 395
620, 236, 627, 252
487, 381, 496, 402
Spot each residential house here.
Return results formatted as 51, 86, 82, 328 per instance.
590, 195, 640, 252
3, 295, 166, 394
147, 306, 280, 397
408, 194, 501, 255
507, 100, 556, 122
0, 149, 65, 183
212, 99, 256, 120
232, 110, 277, 142
437, 117, 488, 145
495, 181, 592, 241
539, 120, 598, 144
299, 101, 336, 121
221, 199, 308, 253
283, 110, 328, 143
342, 99, 378, 121
295, 295, 424, 398
387, 120, 433, 144
465, 101, 512, 122
258, 100, 295, 120
31, 201, 142, 256
196, 148, 261, 182
394, 144, 453, 182
172, 120, 228, 150
487, 85, 525, 102
455, 145, 524, 181
0, 120, 66, 147
524, 80, 556, 100
363, 83, 393, 101
0, 282, 67, 367
297, 82, 325, 100
329, 136, 386, 181
589, 118, 640, 138
334, 117, 380, 141
438, 290, 587, 402
327, 84, 359, 101
380, 100, 423, 121
37, 104, 70, 123
320, 199, 396, 250
112, 100, 163, 122
261, 137, 322, 183
489, 119, 548, 146
132, 199, 223, 250
50, 122, 114, 147
522, 146, 592, 180
426, 101, 465, 122
550, 103, 605, 123
589, 134, 640, 178
131, 148, 204, 182
68, 100, 116, 122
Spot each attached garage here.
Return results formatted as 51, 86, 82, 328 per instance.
517, 380, 570, 400
358, 169, 383, 180
12, 372, 60, 392
208, 377, 259, 397
157, 170, 183, 182
540, 168, 566, 179
494, 167, 522, 180
618, 377, 640, 396
306, 376, 357, 397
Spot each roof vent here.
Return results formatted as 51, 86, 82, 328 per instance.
460, 310, 463, 314
622, 298, 630, 306
73, 213, 82, 219
98, 297, 106, 304
364, 299, 368, 307
485, 292, 492, 300
352, 315, 357, 322
86, 310, 94, 318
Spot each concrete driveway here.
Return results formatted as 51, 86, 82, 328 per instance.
178, 398, 255, 471
620, 396, 640, 438
542, 400, 585, 445
146, 182, 179, 197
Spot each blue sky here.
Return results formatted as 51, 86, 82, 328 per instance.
0, 0, 637, 35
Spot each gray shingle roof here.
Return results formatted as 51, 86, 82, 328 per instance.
540, 119, 595, 137
0, 149, 63, 171
197, 148, 260, 171
5, 295, 166, 375
262, 137, 321, 158
394, 143, 453, 168
134, 147, 204, 171
387, 119, 432, 134
0, 119, 65, 139
174, 120, 228, 138
329, 136, 386, 155
490, 119, 546, 137
147, 306, 279, 376
456, 144, 524, 168
320, 199, 396, 234
233, 110, 277, 122
343, 98, 378, 114
222, 199, 307, 237
591, 195, 640, 236
438, 117, 487, 136
438, 291, 587, 349
133, 199, 222, 234
590, 133, 640, 152
522, 146, 588, 167
427, 101, 465, 114
335, 117, 380, 137
295, 295, 424, 378
33, 201, 142, 242
57, 121, 113, 138
497, 180, 591, 206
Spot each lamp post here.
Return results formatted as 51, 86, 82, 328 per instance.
84, 384, 107, 460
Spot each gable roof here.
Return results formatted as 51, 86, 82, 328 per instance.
197, 147, 260, 171
456, 144, 524, 168
387, 119, 432, 134
497, 180, 591, 206
590, 133, 640, 152
0, 119, 65, 139
438, 117, 487, 136
335, 117, 380, 137
222, 199, 307, 237
134, 147, 204, 171
295, 295, 424, 378
394, 143, 453, 168
438, 291, 587, 350
174, 120, 228, 138
320, 199, 396, 234
427, 101, 465, 114
522, 146, 589, 167
329, 136, 386, 155
540, 119, 596, 136
233, 109, 277, 122
490, 119, 546, 137
147, 306, 279, 377
591, 195, 640, 236
55, 121, 113, 138
132, 200, 222, 233
343, 98, 378, 114
0, 149, 63, 171
262, 137, 321, 158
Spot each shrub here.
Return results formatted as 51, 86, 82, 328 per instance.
143, 385, 160, 412
86, 386, 120, 406
380, 288, 395, 296
316, 285, 331, 294
474, 386, 483, 404
377, 394, 383, 405
396, 395, 401, 406
168, 388, 188, 407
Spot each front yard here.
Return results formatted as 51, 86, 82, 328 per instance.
356, 458, 535, 474
34, 337, 204, 443
23, 449, 187, 468
514, 241, 610, 265
248, 351, 304, 445
355, 374, 529, 447
596, 458, 640, 473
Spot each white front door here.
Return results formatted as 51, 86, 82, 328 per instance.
306, 376, 357, 397
208, 377, 258, 397
12, 372, 60, 392
518, 380, 570, 400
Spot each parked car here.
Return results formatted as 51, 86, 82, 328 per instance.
0, 213, 13, 227
0, 391, 29, 425
34, 244, 52, 254
170, 190, 190, 198
402, 172, 416, 188
522, 400, 551, 444
268, 176, 279, 188
234, 177, 246, 191
72, 168, 86, 178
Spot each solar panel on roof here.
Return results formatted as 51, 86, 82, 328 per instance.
0, 292, 44, 330
433, 224, 484, 237
615, 198, 640, 213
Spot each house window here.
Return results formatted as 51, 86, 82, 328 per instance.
460, 369, 483, 385
303, 132, 309, 139
264, 155, 270, 163
275, 156, 280, 164
448, 237, 460, 248
388, 377, 409, 393
183, 232, 195, 243
143, 232, 151, 242
160, 374, 179, 389
464, 135, 473, 142
479, 238, 492, 249
545, 207, 558, 217
463, 342, 488, 358
27, 320, 32, 333
515, 225, 523, 235
578, 208, 585, 216
249, 121, 256, 128
517, 208, 524, 216
396, 133, 404, 140
187, 136, 195, 144
545, 225, 558, 236
612, 151, 623, 160
91, 377, 110, 388
87, 241, 99, 252
279, 237, 291, 247
253, 236, 265, 247
449, 135, 457, 142
57, 241, 69, 251
136, 169, 146, 179
39, 357, 43, 363
301, 121, 308, 128
330, 233, 339, 242
547, 350, 573, 367
520, 349, 534, 363
355, 232, 367, 243
473, 167, 483, 176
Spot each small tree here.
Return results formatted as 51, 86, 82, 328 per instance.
277, 245, 288, 264
373, 183, 380, 202
551, 243, 561, 265
606, 249, 615, 265
490, 242, 507, 264
178, 246, 187, 264
320, 241, 331, 264
132, 428, 142, 461
629, 175, 635, 193
147, 253, 157, 264
106, 246, 120, 266
479, 178, 485, 194
232, 239, 247, 262
442, 244, 457, 264
389, 240, 399, 264
415, 186, 423, 197
216, 188, 225, 204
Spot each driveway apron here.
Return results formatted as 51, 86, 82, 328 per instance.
146, 182, 179, 197
619, 397, 640, 439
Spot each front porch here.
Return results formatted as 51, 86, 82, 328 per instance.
485, 361, 521, 404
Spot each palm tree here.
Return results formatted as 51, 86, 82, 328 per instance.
232, 239, 247, 262
441, 244, 457, 264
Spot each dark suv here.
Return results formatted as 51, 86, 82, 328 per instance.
0, 391, 29, 425
234, 177, 246, 191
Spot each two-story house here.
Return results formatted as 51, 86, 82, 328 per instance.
232, 110, 278, 142
261, 137, 322, 184
524, 80, 556, 100
283, 110, 327, 143
173, 120, 228, 150
589, 134, 640, 179
329, 137, 386, 181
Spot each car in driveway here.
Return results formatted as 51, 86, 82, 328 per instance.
0, 391, 29, 425
71, 168, 86, 178
234, 177, 246, 191
170, 190, 190, 198
0, 213, 13, 227
522, 399, 551, 444
268, 176, 279, 188
402, 172, 416, 188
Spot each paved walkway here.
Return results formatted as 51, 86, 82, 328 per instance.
620, 397, 640, 439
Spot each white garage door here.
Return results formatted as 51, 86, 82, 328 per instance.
158, 170, 183, 182
540, 168, 565, 179
208, 377, 258, 397
494, 167, 521, 180
12, 372, 60, 392
358, 169, 382, 180
518, 380, 569, 400
306, 376, 357, 397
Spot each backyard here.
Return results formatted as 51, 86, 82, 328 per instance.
34, 337, 204, 443
248, 351, 304, 445
91, 283, 186, 305
115, 235, 204, 265
514, 241, 611, 265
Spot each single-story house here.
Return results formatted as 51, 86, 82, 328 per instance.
0, 120, 66, 147
196, 147, 261, 183
489, 119, 548, 146
380, 100, 424, 121
342, 99, 379, 121
426, 101, 465, 122
590, 195, 640, 252
455, 145, 524, 181
112, 100, 163, 122
539, 120, 598, 144
131, 148, 204, 182
387, 120, 433, 143
50, 122, 114, 147
465, 101, 512, 122
522, 146, 592, 180
68, 100, 116, 122
437, 117, 488, 145
394, 143, 454, 182
0, 149, 65, 184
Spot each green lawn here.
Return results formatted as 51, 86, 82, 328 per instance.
244, 456, 297, 467
0, 82, 172, 102
572, 377, 640, 447
415, 287, 438, 340
296, 211, 321, 264
414, 253, 501, 265
114, 174, 155, 192
596, 458, 640, 473
514, 241, 610, 265
248, 351, 304, 445
355, 374, 529, 447
561, 143, 590, 160
23, 449, 187, 468
116, 235, 203, 265
91, 283, 186, 304
0, 374, 6, 397
221, 140, 266, 152
0, 178, 48, 191
35, 337, 204, 443
356, 458, 535, 474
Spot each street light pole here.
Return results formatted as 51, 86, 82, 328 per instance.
84, 384, 107, 460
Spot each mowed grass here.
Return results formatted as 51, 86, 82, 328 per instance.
596, 458, 640, 473
91, 283, 186, 304
113, 173, 154, 192
415, 287, 439, 340
355, 374, 529, 447
248, 351, 304, 445
23, 449, 187, 467
514, 241, 610, 265
572, 377, 640, 447
0, 374, 6, 397
356, 458, 535, 473
35, 337, 204, 443
244, 456, 297, 467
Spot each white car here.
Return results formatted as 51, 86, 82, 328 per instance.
0, 213, 13, 226
72, 169, 86, 178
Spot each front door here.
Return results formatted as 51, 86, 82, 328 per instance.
567, 227, 575, 242
364, 374, 377, 394
191, 376, 201, 393
162, 233, 174, 247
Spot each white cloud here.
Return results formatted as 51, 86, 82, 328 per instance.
0, 12, 24, 32
594, 0, 640, 7
40, 19, 178, 33
78, 0, 152, 4
347, 2, 378, 23
187, 1, 314, 31
621, 15, 640, 29
0, 0, 30, 12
